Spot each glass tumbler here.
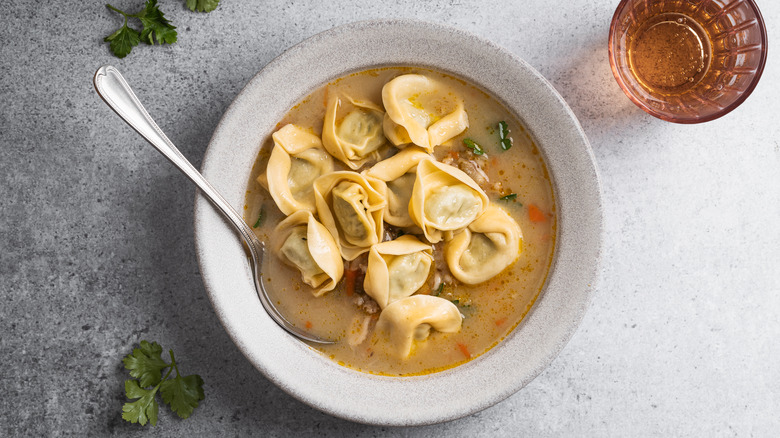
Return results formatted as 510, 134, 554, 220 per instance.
609, 0, 768, 123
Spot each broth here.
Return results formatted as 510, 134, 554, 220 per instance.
244, 67, 555, 376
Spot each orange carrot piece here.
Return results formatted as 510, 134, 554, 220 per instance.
305, 321, 313, 329
528, 204, 546, 223
456, 342, 471, 358
345, 269, 358, 296
495, 318, 507, 326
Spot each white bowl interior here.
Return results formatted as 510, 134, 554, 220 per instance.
194, 19, 602, 426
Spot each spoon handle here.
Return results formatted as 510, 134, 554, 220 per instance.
93, 66, 334, 345
92, 66, 257, 246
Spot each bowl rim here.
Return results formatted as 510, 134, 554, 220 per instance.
194, 18, 603, 425
607, 0, 768, 124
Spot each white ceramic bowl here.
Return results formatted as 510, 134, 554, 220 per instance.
195, 19, 602, 426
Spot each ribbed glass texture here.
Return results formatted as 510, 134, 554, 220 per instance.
609, 0, 767, 123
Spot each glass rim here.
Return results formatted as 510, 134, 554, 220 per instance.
608, 0, 768, 124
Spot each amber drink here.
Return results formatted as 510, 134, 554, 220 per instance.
629, 13, 711, 94
609, 0, 767, 123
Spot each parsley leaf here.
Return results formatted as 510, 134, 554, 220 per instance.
104, 20, 141, 59
105, 2, 177, 58
123, 340, 168, 388
137, 0, 177, 45
122, 380, 160, 426
498, 121, 512, 150
161, 374, 205, 419
252, 206, 265, 228
463, 138, 485, 156
499, 193, 518, 201
121, 341, 204, 426
435, 283, 444, 296
187, 0, 220, 12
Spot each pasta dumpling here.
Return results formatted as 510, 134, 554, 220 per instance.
445, 205, 522, 284
322, 95, 386, 169
382, 113, 412, 147
314, 171, 387, 260
260, 124, 334, 216
409, 159, 489, 243
382, 74, 469, 152
363, 235, 433, 309
376, 295, 462, 358
365, 146, 430, 227
271, 210, 344, 296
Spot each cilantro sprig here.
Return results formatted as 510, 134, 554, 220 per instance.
498, 121, 512, 150
104, 0, 221, 58
187, 0, 221, 12
104, 19, 141, 58
463, 138, 485, 156
105, 1, 177, 58
122, 340, 205, 426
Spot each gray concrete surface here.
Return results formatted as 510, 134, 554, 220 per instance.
1, 0, 779, 436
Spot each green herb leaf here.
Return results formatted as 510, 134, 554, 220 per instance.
137, 0, 177, 45
435, 283, 444, 296
160, 374, 205, 419
463, 139, 484, 156
187, 0, 220, 12
499, 193, 518, 201
159, 350, 205, 419
105, 2, 175, 57
104, 21, 141, 58
498, 121, 512, 150
498, 121, 508, 137
121, 341, 204, 426
122, 380, 160, 426
451, 299, 460, 305
252, 206, 265, 228
122, 340, 168, 388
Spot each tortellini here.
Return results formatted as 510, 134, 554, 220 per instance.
365, 146, 430, 227
260, 124, 334, 216
409, 159, 489, 243
322, 95, 386, 169
314, 171, 387, 260
382, 74, 469, 152
271, 210, 344, 296
445, 205, 522, 284
255, 71, 538, 366
376, 295, 462, 358
382, 113, 412, 147
363, 235, 433, 309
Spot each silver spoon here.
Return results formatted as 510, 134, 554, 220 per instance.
94, 65, 335, 345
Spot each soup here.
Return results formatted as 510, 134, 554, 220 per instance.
244, 67, 555, 376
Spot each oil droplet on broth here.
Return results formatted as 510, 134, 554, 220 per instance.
628, 12, 712, 95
